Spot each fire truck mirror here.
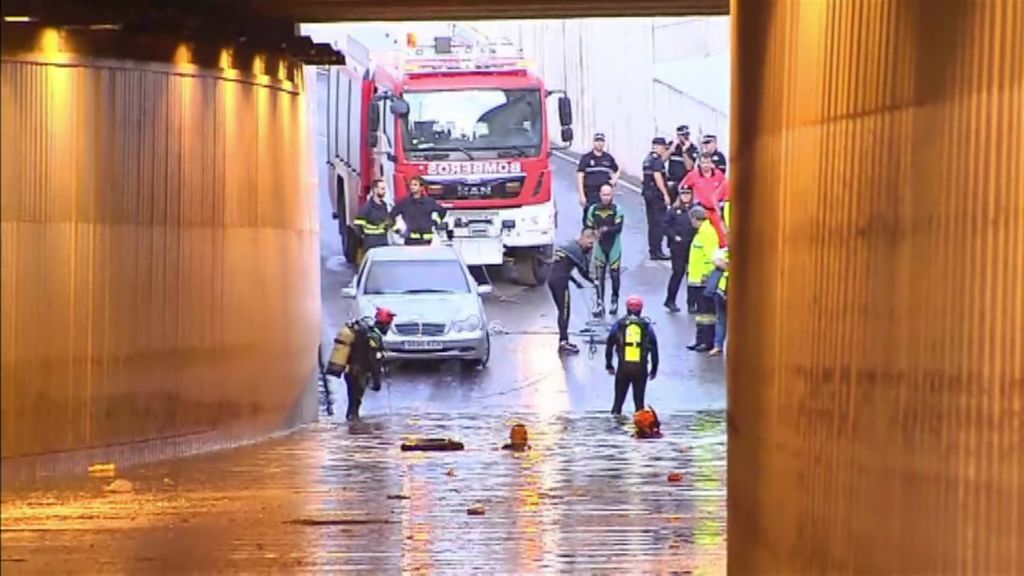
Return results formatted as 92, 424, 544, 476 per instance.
558, 96, 573, 127
368, 103, 381, 132
560, 126, 574, 144
390, 98, 410, 118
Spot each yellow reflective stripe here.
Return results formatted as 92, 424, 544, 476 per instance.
695, 313, 716, 325
409, 232, 434, 239
431, 212, 442, 224
624, 323, 642, 363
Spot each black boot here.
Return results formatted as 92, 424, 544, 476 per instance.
609, 298, 619, 316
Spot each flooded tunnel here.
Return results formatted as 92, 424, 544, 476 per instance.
1, 0, 1021, 573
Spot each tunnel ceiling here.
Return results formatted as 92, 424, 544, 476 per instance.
3, 0, 728, 26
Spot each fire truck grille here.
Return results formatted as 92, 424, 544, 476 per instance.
432, 178, 525, 200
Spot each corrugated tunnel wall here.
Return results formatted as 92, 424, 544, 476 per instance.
729, 0, 1023, 573
0, 29, 321, 473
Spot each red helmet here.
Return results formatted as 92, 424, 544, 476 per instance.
625, 295, 643, 314
375, 307, 396, 325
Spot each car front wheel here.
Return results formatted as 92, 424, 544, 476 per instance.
465, 333, 490, 369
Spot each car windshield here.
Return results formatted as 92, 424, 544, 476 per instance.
363, 260, 471, 295
401, 88, 543, 157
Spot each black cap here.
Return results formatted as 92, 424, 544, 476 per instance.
593, 132, 606, 141
652, 136, 668, 146
676, 124, 690, 134
702, 134, 717, 142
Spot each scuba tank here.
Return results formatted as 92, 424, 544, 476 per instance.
325, 318, 371, 377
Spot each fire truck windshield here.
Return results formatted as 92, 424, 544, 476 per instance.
401, 88, 543, 159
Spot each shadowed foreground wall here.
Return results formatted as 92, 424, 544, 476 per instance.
0, 30, 321, 472
728, 0, 1023, 573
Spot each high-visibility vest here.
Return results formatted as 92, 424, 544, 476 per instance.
687, 220, 718, 286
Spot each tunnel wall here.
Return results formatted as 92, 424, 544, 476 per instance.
729, 0, 1023, 573
0, 29, 321, 474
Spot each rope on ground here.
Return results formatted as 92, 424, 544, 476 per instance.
479, 265, 519, 304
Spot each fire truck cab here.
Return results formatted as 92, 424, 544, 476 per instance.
320, 25, 574, 285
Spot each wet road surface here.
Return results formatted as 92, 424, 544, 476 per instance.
1, 156, 727, 573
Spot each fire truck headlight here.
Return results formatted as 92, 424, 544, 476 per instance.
452, 315, 482, 333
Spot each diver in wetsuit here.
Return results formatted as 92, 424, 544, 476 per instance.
547, 229, 596, 354
586, 183, 624, 316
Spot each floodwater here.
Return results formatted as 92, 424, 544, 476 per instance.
1, 410, 726, 574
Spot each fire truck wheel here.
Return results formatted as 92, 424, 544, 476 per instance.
343, 226, 361, 264
514, 249, 551, 286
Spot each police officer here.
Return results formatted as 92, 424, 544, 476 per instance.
702, 134, 728, 174
642, 137, 672, 260
664, 187, 697, 313
344, 307, 395, 421
354, 179, 392, 253
576, 132, 621, 229
605, 295, 660, 415
667, 125, 699, 202
586, 184, 624, 316
548, 229, 596, 354
390, 176, 444, 246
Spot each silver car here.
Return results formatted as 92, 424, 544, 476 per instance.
341, 245, 492, 367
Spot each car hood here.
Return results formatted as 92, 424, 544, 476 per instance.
359, 293, 482, 324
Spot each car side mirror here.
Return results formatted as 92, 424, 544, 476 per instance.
341, 286, 357, 299
477, 284, 493, 296
560, 126, 574, 144
390, 98, 410, 117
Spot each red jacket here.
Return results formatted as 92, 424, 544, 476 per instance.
680, 169, 729, 247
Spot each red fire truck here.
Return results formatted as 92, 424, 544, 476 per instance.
320, 25, 574, 285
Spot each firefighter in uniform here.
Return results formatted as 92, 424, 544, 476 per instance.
687, 206, 719, 351
642, 137, 672, 260
667, 125, 698, 203
586, 184, 624, 316
605, 295, 660, 415
548, 229, 596, 354
353, 179, 392, 255
390, 176, 444, 246
576, 132, 621, 229
711, 246, 729, 356
342, 307, 395, 421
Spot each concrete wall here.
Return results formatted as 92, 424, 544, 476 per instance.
0, 28, 321, 474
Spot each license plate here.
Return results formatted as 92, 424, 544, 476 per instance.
470, 226, 490, 237
404, 340, 443, 350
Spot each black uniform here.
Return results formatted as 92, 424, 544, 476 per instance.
641, 152, 669, 257
547, 240, 593, 348
664, 203, 698, 310
605, 314, 659, 415
390, 195, 444, 246
354, 199, 391, 249
577, 151, 619, 229
708, 149, 727, 174
344, 321, 386, 421
667, 141, 698, 201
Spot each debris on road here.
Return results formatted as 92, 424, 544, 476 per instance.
446, 468, 457, 477
88, 463, 116, 477
103, 479, 134, 493
386, 494, 411, 500
667, 472, 683, 482
400, 438, 465, 452
467, 504, 486, 516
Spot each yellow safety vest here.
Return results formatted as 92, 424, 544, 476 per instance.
687, 220, 718, 287
717, 248, 729, 296
722, 200, 731, 231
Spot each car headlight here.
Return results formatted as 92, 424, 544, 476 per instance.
451, 315, 482, 333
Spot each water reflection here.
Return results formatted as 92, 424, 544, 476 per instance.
0, 410, 726, 574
